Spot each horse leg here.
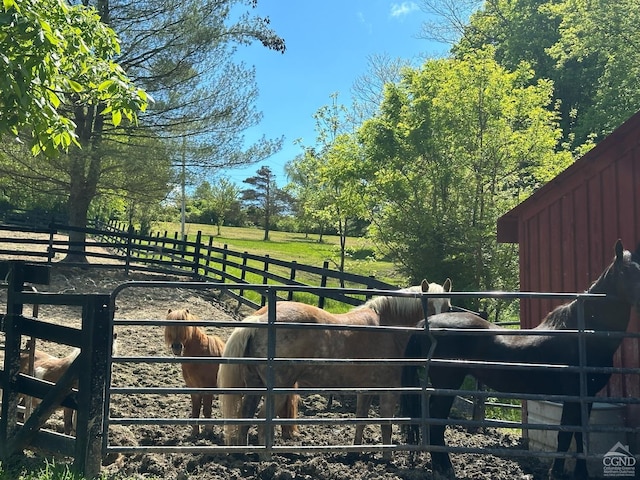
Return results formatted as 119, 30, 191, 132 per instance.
279, 393, 300, 440
238, 393, 261, 445
549, 402, 591, 480
572, 402, 594, 480
429, 393, 457, 480
255, 394, 289, 445
63, 407, 74, 435
354, 394, 373, 445
189, 393, 202, 436
202, 394, 213, 434
378, 393, 398, 460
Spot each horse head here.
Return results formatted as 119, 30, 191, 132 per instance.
612, 239, 640, 313
422, 278, 453, 316
165, 308, 193, 356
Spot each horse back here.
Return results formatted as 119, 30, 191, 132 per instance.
257, 301, 339, 324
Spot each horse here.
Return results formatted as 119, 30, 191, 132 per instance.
400, 240, 640, 480
164, 308, 300, 438
218, 278, 453, 450
19, 333, 119, 435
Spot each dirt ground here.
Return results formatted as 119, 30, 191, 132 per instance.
0, 233, 552, 480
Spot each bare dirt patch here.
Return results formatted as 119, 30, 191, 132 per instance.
0, 232, 550, 480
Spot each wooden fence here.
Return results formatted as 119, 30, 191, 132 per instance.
0, 220, 395, 311
0, 261, 111, 477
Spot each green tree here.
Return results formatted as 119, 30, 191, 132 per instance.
241, 166, 289, 240
285, 146, 334, 241
453, 0, 596, 148
544, 0, 640, 140
0, 0, 148, 154
359, 48, 572, 311
320, 133, 369, 274
286, 93, 369, 273
441, 0, 640, 148
1, 0, 285, 262
193, 178, 241, 234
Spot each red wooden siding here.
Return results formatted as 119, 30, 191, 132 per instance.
497, 110, 640, 422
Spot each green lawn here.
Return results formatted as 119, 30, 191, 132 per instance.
151, 222, 405, 285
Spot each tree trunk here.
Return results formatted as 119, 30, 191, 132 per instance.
62, 178, 92, 264
61, 101, 103, 263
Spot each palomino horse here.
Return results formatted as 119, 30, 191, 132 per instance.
19, 333, 119, 435
164, 308, 300, 438
218, 279, 452, 449
401, 240, 640, 480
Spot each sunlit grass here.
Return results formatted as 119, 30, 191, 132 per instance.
151, 222, 403, 285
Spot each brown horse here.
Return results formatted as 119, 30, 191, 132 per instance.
164, 308, 300, 438
19, 334, 119, 435
218, 279, 452, 450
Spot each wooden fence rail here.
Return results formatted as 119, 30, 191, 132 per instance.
0, 220, 395, 311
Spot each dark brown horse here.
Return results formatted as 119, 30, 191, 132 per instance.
218, 279, 452, 449
401, 240, 640, 480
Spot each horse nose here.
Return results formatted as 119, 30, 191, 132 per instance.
171, 343, 183, 356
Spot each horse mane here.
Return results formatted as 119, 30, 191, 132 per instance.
166, 308, 195, 321
164, 308, 197, 345
537, 303, 574, 329
360, 284, 427, 323
538, 251, 620, 330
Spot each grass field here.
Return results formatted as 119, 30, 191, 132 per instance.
151, 222, 406, 286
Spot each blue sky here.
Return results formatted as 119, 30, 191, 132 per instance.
226, 1, 450, 185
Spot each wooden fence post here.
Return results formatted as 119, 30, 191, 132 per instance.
221, 244, 229, 278
74, 294, 111, 478
261, 255, 270, 306
0, 261, 26, 461
204, 236, 214, 279
318, 260, 329, 308
125, 225, 134, 275
288, 262, 297, 301
192, 231, 202, 279
47, 223, 55, 264
239, 253, 248, 299
0, 262, 50, 462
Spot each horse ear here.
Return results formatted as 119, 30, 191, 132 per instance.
443, 278, 452, 292
615, 239, 624, 262
421, 279, 430, 292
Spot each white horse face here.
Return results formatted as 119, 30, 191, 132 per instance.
423, 278, 452, 315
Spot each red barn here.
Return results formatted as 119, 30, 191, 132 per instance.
497, 110, 640, 438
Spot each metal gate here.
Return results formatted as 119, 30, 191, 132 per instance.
103, 281, 640, 476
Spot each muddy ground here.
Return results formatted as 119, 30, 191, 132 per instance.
0, 234, 552, 479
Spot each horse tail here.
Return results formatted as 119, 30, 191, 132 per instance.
401, 327, 427, 444
218, 316, 261, 445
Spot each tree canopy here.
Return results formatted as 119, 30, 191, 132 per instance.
358, 47, 572, 304
448, 0, 640, 147
0, 0, 148, 154
0, 0, 285, 262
